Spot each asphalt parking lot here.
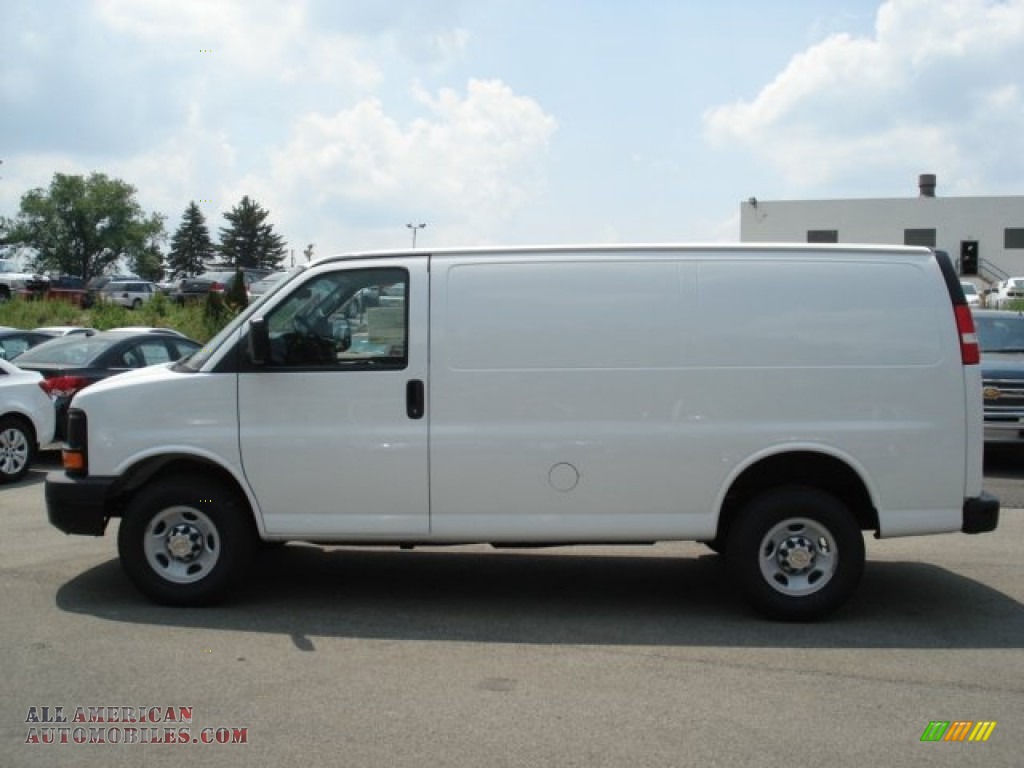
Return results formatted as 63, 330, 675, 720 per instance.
3, 451, 1022, 768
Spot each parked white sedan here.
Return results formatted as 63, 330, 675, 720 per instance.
0, 358, 56, 482
960, 281, 982, 308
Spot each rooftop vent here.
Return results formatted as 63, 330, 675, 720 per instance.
918, 173, 936, 197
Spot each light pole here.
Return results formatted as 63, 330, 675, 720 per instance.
406, 222, 426, 248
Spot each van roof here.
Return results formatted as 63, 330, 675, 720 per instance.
313, 242, 935, 266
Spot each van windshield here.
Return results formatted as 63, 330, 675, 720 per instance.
174, 265, 306, 372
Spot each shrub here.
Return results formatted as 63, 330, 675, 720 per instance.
0, 296, 81, 327
0, 295, 235, 343
226, 269, 249, 310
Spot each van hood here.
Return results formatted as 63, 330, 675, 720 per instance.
71, 362, 182, 404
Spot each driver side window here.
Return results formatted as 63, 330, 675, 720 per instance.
264, 267, 408, 369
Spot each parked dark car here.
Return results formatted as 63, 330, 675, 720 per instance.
974, 309, 1024, 445
247, 270, 288, 299
13, 330, 201, 439
0, 330, 58, 361
171, 269, 269, 304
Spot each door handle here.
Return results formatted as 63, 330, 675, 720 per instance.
406, 379, 425, 420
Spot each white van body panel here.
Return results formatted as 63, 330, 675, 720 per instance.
427, 249, 966, 540
78, 362, 242, 481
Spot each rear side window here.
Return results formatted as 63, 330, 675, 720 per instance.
135, 342, 172, 365
0, 338, 31, 359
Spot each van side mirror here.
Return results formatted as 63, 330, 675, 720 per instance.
248, 317, 270, 365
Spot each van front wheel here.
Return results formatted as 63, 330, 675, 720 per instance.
726, 487, 864, 621
117, 476, 255, 605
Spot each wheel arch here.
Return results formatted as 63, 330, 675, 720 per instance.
106, 453, 263, 536
0, 410, 38, 443
714, 447, 878, 546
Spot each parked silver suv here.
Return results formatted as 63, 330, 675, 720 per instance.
101, 281, 159, 309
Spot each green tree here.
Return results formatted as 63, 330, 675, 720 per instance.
218, 195, 286, 270
168, 201, 215, 277
1, 172, 164, 280
225, 268, 248, 309
131, 239, 165, 282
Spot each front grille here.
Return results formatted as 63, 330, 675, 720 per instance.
982, 377, 1024, 418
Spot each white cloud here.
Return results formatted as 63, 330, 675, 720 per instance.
95, 0, 382, 90
264, 79, 558, 248
2, 1, 548, 257
703, 0, 1024, 193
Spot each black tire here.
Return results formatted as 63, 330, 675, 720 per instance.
117, 475, 256, 605
131, 298, 142, 310
0, 415, 36, 484
726, 486, 864, 621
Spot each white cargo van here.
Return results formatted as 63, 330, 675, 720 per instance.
46, 245, 999, 619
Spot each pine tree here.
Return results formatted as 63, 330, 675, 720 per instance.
218, 196, 287, 270
167, 202, 215, 277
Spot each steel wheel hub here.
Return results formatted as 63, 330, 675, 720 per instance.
165, 523, 204, 562
758, 518, 838, 597
143, 506, 221, 584
777, 536, 816, 573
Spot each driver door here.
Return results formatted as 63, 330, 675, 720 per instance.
237, 258, 429, 537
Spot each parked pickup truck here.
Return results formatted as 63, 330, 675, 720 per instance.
974, 309, 1024, 444
20, 275, 88, 306
0, 259, 47, 302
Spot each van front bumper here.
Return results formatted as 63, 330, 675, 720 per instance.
45, 471, 117, 536
962, 492, 1000, 534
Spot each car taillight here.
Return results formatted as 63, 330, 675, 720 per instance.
40, 376, 93, 399
210, 281, 225, 292
954, 305, 980, 365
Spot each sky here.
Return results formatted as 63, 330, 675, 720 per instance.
2, 0, 1023, 264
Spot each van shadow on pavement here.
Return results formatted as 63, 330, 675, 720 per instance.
55, 544, 1023, 651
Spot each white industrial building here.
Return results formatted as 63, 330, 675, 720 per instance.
739, 175, 1024, 286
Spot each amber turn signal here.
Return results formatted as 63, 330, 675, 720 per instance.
62, 450, 86, 473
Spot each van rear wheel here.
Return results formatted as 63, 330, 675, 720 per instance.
117, 475, 255, 605
726, 486, 864, 621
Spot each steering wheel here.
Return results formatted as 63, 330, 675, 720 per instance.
290, 314, 336, 364
294, 314, 315, 335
